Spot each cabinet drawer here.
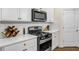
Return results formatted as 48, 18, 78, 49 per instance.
4, 42, 26, 51
22, 46, 37, 51
4, 39, 37, 51
24, 38, 37, 47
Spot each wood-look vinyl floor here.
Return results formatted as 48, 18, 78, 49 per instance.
54, 47, 79, 51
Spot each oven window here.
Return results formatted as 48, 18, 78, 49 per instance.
35, 12, 45, 19
40, 40, 52, 51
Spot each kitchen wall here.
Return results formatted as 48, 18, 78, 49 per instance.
53, 8, 63, 47
0, 23, 51, 38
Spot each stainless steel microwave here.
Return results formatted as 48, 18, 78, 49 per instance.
31, 9, 47, 22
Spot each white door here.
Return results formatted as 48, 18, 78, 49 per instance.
2, 8, 19, 21
63, 9, 76, 46
19, 8, 31, 21
74, 9, 79, 46
0, 8, 2, 21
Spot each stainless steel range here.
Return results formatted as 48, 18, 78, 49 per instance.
28, 26, 52, 51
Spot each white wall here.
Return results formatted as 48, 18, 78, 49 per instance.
53, 8, 63, 47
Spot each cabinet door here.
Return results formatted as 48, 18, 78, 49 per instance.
52, 33, 56, 50
4, 42, 26, 51
48, 8, 54, 22
22, 38, 37, 51
19, 8, 31, 21
56, 32, 60, 46
52, 32, 59, 50
42, 8, 54, 22
4, 38, 37, 51
2, 8, 18, 21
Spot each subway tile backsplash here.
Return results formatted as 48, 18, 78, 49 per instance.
0, 23, 50, 38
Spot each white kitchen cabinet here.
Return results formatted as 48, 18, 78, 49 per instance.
1, 8, 32, 21
1, 8, 19, 21
0, 8, 54, 22
1, 38, 37, 51
19, 8, 31, 21
41, 8, 54, 22
52, 31, 59, 50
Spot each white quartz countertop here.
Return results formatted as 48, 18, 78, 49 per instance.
43, 30, 59, 33
52, 30, 59, 32
0, 34, 37, 48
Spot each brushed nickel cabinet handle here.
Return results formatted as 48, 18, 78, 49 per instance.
76, 29, 78, 32
18, 18, 21, 20
54, 36, 56, 38
24, 43, 26, 46
23, 49, 27, 51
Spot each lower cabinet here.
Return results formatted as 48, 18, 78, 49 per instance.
52, 31, 59, 50
0, 38, 37, 51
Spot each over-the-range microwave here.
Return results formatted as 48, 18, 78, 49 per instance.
31, 8, 47, 22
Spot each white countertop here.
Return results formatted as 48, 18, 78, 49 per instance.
52, 30, 59, 32
43, 30, 59, 33
0, 34, 37, 48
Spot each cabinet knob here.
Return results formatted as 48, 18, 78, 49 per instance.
23, 49, 27, 51
63, 27, 64, 29
24, 43, 26, 46
76, 29, 78, 32
54, 36, 56, 38
18, 18, 21, 20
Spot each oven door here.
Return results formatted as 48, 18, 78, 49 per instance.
39, 39, 52, 51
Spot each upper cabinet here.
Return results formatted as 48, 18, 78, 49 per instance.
1, 8, 31, 22
41, 8, 54, 22
19, 8, 31, 21
0, 8, 54, 22
2, 8, 19, 21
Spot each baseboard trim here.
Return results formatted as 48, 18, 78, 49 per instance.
58, 45, 64, 48
58, 44, 78, 48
